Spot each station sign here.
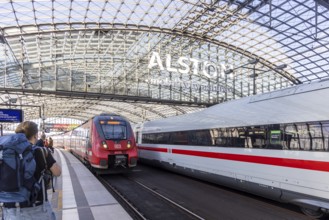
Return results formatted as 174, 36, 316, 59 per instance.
148, 52, 232, 79
147, 52, 233, 93
0, 109, 24, 123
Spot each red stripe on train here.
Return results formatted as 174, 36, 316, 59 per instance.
138, 146, 329, 172
172, 149, 329, 172
138, 146, 168, 153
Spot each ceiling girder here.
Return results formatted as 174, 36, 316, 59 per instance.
0, 87, 212, 107
2, 23, 300, 85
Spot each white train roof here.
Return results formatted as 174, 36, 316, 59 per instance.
142, 80, 329, 133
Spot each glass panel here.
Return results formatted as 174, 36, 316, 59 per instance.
102, 124, 127, 140
322, 123, 329, 151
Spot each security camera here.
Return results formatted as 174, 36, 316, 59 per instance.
9, 98, 17, 103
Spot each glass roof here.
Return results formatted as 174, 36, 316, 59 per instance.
0, 0, 328, 128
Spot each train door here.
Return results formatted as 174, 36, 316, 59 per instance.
136, 131, 143, 145
86, 122, 93, 160
85, 128, 90, 155
133, 123, 143, 145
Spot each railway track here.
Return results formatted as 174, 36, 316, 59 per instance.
98, 174, 205, 220
96, 164, 312, 220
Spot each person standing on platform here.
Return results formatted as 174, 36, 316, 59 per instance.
1, 121, 62, 220
47, 137, 54, 153
35, 133, 46, 147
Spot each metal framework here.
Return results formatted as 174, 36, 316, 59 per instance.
0, 0, 328, 129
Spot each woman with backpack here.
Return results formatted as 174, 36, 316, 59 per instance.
1, 121, 61, 220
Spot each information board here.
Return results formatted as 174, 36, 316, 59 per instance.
270, 130, 281, 144
0, 109, 24, 123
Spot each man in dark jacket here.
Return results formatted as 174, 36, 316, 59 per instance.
35, 133, 46, 147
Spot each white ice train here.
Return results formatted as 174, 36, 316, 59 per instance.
136, 79, 329, 218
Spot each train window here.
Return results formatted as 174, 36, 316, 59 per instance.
214, 128, 226, 146
141, 121, 329, 151
188, 130, 212, 146
308, 123, 323, 151
285, 124, 299, 150
284, 122, 329, 151
143, 133, 158, 144
142, 134, 148, 143
146, 134, 153, 143
237, 128, 246, 148
296, 124, 310, 150
101, 123, 127, 140
247, 127, 266, 149
171, 131, 188, 145
323, 123, 329, 151
266, 129, 283, 149
213, 128, 245, 148
156, 133, 170, 144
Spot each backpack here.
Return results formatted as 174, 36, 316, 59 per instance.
0, 133, 37, 203
34, 146, 54, 192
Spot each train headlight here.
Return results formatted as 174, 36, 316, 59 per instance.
127, 140, 131, 148
102, 141, 108, 149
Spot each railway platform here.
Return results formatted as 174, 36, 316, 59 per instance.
49, 148, 132, 220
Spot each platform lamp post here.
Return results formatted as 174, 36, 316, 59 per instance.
224, 58, 259, 96
224, 59, 287, 96
250, 61, 288, 95
248, 58, 259, 95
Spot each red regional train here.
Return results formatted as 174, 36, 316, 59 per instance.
136, 80, 329, 218
59, 113, 138, 174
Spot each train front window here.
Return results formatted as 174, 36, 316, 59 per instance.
101, 121, 127, 140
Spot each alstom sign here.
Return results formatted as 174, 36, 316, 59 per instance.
147, 52, 233, 79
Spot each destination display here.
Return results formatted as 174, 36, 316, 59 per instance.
44, 123, 79, 132
0, 109, 24, 123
